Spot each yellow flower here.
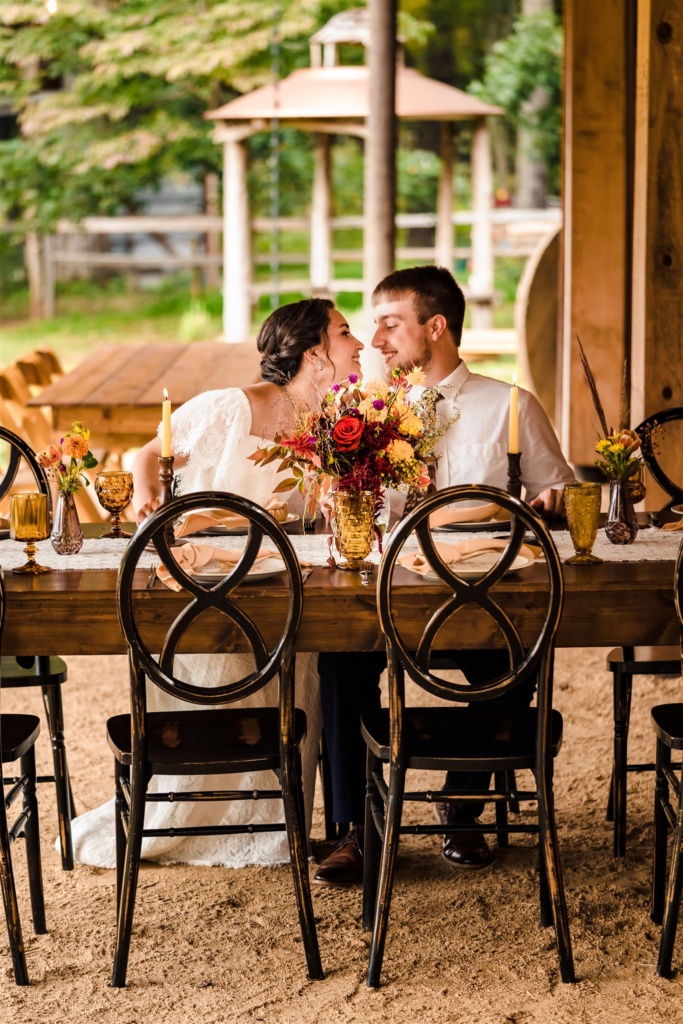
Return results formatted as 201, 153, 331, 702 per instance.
357, 398, 388, 422
398, 411, 423, 437
363, 378, 391, 399
405, 367, 425, 386
387, 438, 415, 464
608, 442, 625, 453
70, 421, 90, 441
596, 439, 611, 453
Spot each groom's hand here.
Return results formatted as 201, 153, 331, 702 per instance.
530, 487, 565, 518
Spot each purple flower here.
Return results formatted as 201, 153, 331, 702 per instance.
372, 399, 385, 411
348, 373, 358, 384
330, 383, 341, 393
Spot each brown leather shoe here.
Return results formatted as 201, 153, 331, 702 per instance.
434, 802, 493, 870
313, 827, 363, 887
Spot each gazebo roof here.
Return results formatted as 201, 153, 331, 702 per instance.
206, 65, 502, 124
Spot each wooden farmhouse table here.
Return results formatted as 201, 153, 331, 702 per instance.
1, 548, 679, 658
28, 342, 261, 454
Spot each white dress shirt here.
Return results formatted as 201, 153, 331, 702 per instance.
411, 360, 575, 500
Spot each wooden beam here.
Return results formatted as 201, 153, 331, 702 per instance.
310, 133, 332, 294
631, 0, 683, 439
561, 0, 629, 460
222, 138, 252, 343
469, 119, 494, 329
435, 123, 454, 271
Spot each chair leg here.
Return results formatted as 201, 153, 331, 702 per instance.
281, 751, 324, 981
41, 681, 74, 870
494, 771, 510, 848
537, 767, 575, 983
20, 747, 46, 935
367, 764, 405, 989
0, 779, 28, 985
538, 832, 552, 928
657, 766, 683, 978
363, 748, 382, 932
114, 761, 128, 909
609, 667, 632, 856
319, 736, 337, 842
506, 770, 520, 815
651, 738, 672, 926
111, 771, 147, 988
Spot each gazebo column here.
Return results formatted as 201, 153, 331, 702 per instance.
468, 118, 494, 330
222, 133, 252, 343
310, 133, 332, 295
435, 122, 454, 272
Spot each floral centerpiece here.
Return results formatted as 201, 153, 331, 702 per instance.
37, 421, 98, 493
250, 369, 454, 566
37, 421, 98, 555
594, 429, 642, 482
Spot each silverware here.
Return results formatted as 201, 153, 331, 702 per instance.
301, 568, 314, 585
145, 564, 158, 588
359, 567, 374, 586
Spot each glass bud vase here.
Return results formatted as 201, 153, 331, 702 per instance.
330, 489, 375, 570
51, 491, 84, 555
605, 479, 639, 545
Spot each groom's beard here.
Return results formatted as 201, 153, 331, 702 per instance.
395, 333, 432, 376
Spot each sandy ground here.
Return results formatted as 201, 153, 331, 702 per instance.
0, 648, 682, 1023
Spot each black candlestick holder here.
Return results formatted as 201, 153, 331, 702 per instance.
507, 451, 522, 499
157, 455, 184, 547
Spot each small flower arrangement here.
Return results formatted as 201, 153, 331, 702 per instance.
250, 368, 455, 508
595, 429, 642, 482
37, 422, 98, 494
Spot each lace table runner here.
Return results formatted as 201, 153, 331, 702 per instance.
0, 527, 681, 573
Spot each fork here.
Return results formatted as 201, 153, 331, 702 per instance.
145, 564, 158, 588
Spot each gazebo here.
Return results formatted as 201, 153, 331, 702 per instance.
206, 9, 502, 342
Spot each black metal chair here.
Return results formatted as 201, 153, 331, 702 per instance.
0, 425, 75, 870
606, 407, 683, 857
361, 485, 575, 987
649, 535, 683, 978
109, 491, 323, 987
0, 570, 47, 985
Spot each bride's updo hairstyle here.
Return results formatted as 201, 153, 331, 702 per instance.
257, 297, 334, 383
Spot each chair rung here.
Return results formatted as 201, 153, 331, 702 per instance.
405, 789, 537, 804
141, 822, 287, 839
146, 788, 282, 803
5, 775, 55, 786
4, 776, 28, 810
398, 823, 541, 836
626, 763, 657, 773
8, 809, 30, 843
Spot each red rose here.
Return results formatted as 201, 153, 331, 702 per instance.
332, 415, 363, 452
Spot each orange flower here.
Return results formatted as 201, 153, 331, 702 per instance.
37, 443, 62, 467
61, 434, 89, 459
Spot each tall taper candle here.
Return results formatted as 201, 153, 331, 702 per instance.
161, 388, 172, 458
508, 374, 519, 454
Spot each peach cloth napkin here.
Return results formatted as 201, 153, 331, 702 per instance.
662, 518, 683, 532
157, 542, 310, 591
398, 538, 541, 576
175, 500, 289, 538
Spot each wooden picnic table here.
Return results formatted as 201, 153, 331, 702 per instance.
28, 342, 261, 454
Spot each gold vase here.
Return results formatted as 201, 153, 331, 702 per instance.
330, 490, 375, 570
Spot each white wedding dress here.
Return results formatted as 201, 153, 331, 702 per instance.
71, 388, 322, 868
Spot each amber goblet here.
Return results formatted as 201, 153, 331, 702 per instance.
10, 492, 51, 574
564, 482, 603, 565
95, 471, 134, 539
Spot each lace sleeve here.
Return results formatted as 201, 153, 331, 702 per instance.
164, 389, 252, 471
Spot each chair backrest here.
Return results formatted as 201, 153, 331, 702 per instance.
0, 426, 51, 512
636, 407, 683, 509
674, 537, 683, 648
117, 490, 304, 712
377, 484, 564, 709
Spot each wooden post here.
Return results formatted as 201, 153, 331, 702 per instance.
24, 232, 44, 321
631, 0, 683, 457
435, 123, 454, 272
310, 133, 332, 295
560, 0, 628, 459
469, 119, 494, 330
42, 235, 55, 319
363, 0, 397, 313
222, 136, 252, 344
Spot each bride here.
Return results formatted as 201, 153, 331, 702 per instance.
70, 298, 363, 868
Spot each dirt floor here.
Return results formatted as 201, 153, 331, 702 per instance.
1, 647, 682, 1024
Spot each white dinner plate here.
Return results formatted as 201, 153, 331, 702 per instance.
423, 552, 532, 580
192, 513, 300, 536
194, 555, 287, 583
670, 504, 683, 516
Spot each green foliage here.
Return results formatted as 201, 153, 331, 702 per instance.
469, 11, 563, 170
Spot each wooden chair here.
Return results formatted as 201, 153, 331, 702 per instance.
109, 491, 323, 987
606, 406, 683, 857
362, 485, 575, 987
16, 352, 54, 392
649, 535, 683, 977
0, 570, 47, 985
0, 426, 76, 869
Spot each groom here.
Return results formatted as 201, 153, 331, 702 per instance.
314, 265, 575, 886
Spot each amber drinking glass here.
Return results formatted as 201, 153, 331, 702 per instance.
564, 482, 603, 565
10, 492, 51, 574
95, 471, 134, 539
